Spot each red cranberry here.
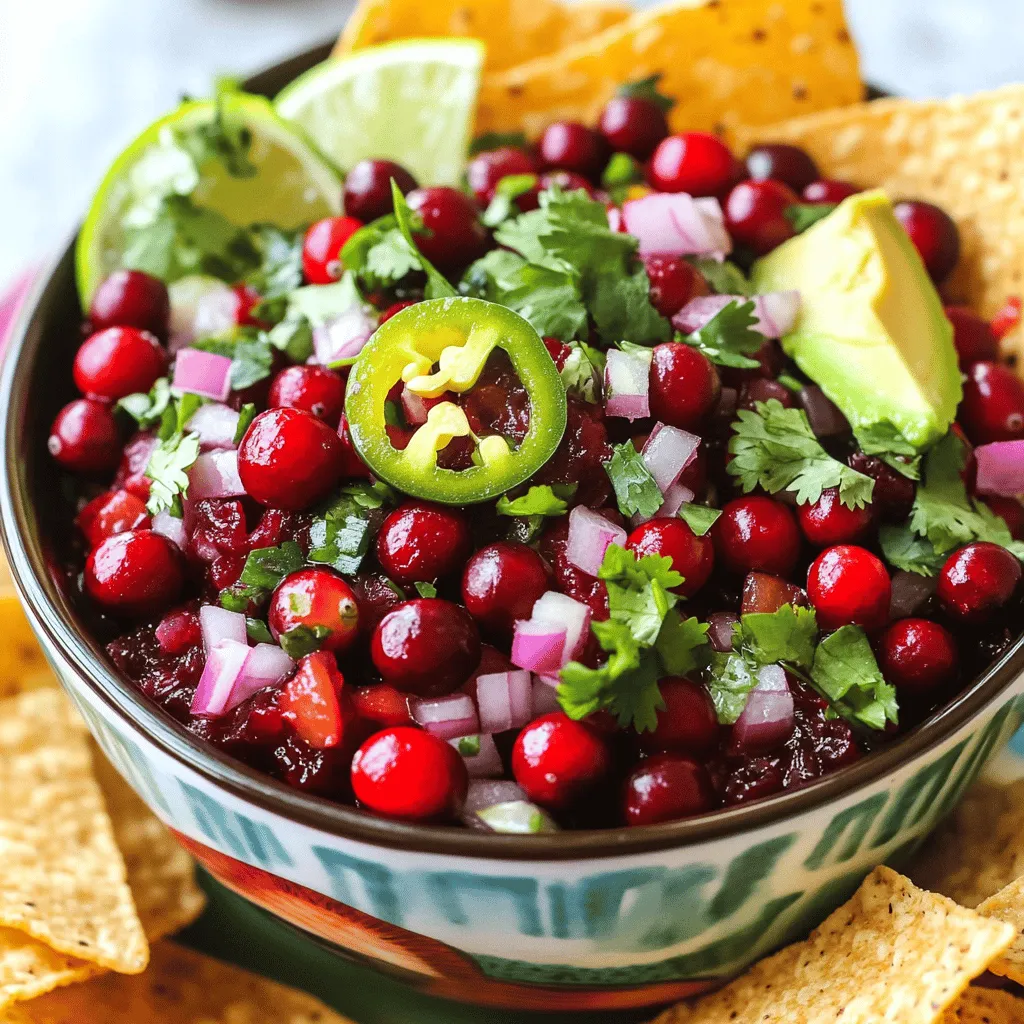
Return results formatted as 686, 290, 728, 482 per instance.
713, 497, 801, 577
351, 726, 468, 822
846, 452, 916, 523
639, 678, 718, 755
802, 179, 858, 204
230, 284, 267, 328
337, 414, 372, 481
237, 408, 345, 509
984, 496, 1024, 540
269, 568, 360, 652
268, 365, 346, 427
351, 684, 413, 727
343, 159, 418, 223
512, 712, 611, 811
379, 300, 415, 324
878, 618, 959, 694
945, 306, 998, 368
405, 187, 487, 270
797, 487, 874, 547
648, 133, 740, 197
598, 96, 668, 161
76, 489, 149, 549
623, 754, 715, 826
725, 179, 799, 255
371, 599, 481, 697
538, 170, 598, 197
302, 216, 364, 285
937, 542, 1022, 622
648, 343, 721, 430
960, 361, 1024, 444
375, 502, 472, 585
745, 144, 819, 191
807, 544, 891, 632
643, 255, 708, 318
280, 650, 360, 751
48, 399, 121, 474
461, 542, 550, 635
722, 758, 785, 805
466, 147, 539, 206
154, 607, 201, 655
991, 297, 1023, 341
73, 326, 166, 402
626, 518, 715, 598
893, 200, 960, 284
89, 270, 170, 339
543, 336, 572, 370
742, 572, 806, 615
84, 529, 184, 615
739, 378, 794, 411
537, 121, 606, 180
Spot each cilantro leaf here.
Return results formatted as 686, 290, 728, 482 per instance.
246, 618, 274, 644
481, 174, 539, 227
689, 257, 751, 296
559, 340, 605, 401
192, 328, 274, 391
391, 180, 458, 299
604, 442, 664, 519
810, 625, 898, 729
736, 604, 818, 671
496, 484, 575, 518
678, 504, 722, 536
414, 582, 438, 598
239, 541, 306, 590
279, 624, 331, 659
219, 582, 265, 613
854, 422, 921, 480
144, 431, 200, 515
656, 614, 710, 676
616, 73, 675, 113
878, 523, 947, 576
679, 300, 763, 369
246, 224, 305, 306
265, 273, 368, 365
470, 131, 529, 155
117, 377, 172, 430
233, 403, 256, 445
706, 652, 758, 725
784, 203, 837, 233
308, 482, 394, 575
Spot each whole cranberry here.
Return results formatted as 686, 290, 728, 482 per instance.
802, 179, 858, 204
461, 542, 550, 635
302, 216, 364, 284
371, 599, 481, 697
626, 518, 715, 597
268, 365, 346, 427
76, 489, 150, 549
725, 179, 799, 255
739, 378, 794, 411
237, 407, 345, 509
466, 147, 539, 206
538, 170, 598, 197
643, 256, 708, 318
648, 133, 740, 197
512, 712, 611, 811
807, 544, 891, 632
846, 452, 916, 523
375, 502, 472, 585
537, 121, 607, 180
937, 542, 1022, 622
745, 144, 819, 191
797, 487, 874, 547
84, 529, 184, 615
230, 284, 268, 328
351, 726, 468, 822
960, 361, 1024, 444
623, 754, 715, 826
598, 96, 669, 161
379, 300, 416, 324
878, 618, 959, 694
945, 306, 999, 368
48, 399, 121, 474
73, 326, 167, 402
893, 200, 960, 284
89, 269, 170, 339
343, 159, 418, 222
154, 607, 201, 655
337, 415, 372, 481
639, 678, 719, 755
269, 568, 360, 652
405, 187, 487, 269
649, 343, 721, 430
713, 497, 801, 577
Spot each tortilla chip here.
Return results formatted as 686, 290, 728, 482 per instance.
475, 0, 862, 141
942, 987, 1024, 1024
978, 877, 1024, 986
334, 0, 631, 74
0, 590, 51, 699
653, 866, 1013, 1024
0, 942, 355, 1024
732, 85, 1024, 348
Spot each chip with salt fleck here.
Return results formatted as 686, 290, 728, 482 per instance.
977, 875, 1024, 986
942, 987, 1024, 1024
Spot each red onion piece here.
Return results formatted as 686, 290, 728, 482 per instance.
673, 291, 801, 338
657, 482, 696, 519
531, 676, 562, 717
188, 450, 245, 500
186, 403, 241, 450
707, 612, 739, 653
448, 733, 503, 778
312, 307, 376, 365
168, 276, 237, 352
975, 441, 1024, 497
642, 423, 701, 493
732, 665, 795, 755
889, 571, 938, 620
461, 780, 526, 830
172, 348, 233, 401
565, 506, 627, 577
622, 192, 731, 259
798, 385, 849, 439
199, 605, 247, 654
511, 620, 568, 674
151, 510, 186, 549
604, 348, 651, 420
190, 639, 251, 718
411, 693, 480, 740
476, 670, 533, 733
230, 643, 294, 707
530, 591, 592, 664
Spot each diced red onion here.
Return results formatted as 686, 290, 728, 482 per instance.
565, 506, 626, 577
190, 639, 252, 718
186, 403, 241, 450
642, 423, 701, 493
531, 676, 562, 717
732, 665, 795, 755
530, 591, 592, 664
199, 605, 247, 654
476, 800, 560, 834
975, 441, 1024, 497
798, 385, 849, 439
707, 611, 739, 653
312, 307, 376, 365
411, 693, 480, 740
673, 291, 801, 339
461, 780, 526, 830
172, 348, 233, 401
622, 192, 731, 260
889, 571, 938, 620
448, 733, 503, 778
511, 620, 568, 674
168, 276, 237, 352
188, 450, 245, 500
604, 348, 651, 420
230, 643, 294, 708
151, 510, 186, 549
476, 670, 533, 733
401, 387, 429, 426
656, 481, 696, 519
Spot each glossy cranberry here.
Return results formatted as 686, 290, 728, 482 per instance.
738, 378, 794, 411
352, 726, 468, 822
802, 179, 858, 204
466, 147, 539, 206
713, 497, 801, 577
721, 758, 785, 806
237, 408, 345, 509
268, 568, 360, 652
537, 121, 606, 180
48, 399, 121, 474
89, 269, 170, 339
960, 361, 1024, 444
405, 187, 487, 270
797, 487, 874, 547
273, 733, 353, 797
598, 96, 669, 161
991, 297, 1024, 341
937, 542, 1022, 622
648, 343, 720, 430
461, 542, 550, 635
984, 496, 1024, 541
878, 618, 959, 695
337, 415, 372, 481
73, 326, 166, 402
639, 678, 719, 755
741, 572, 806, 615
343, 159, 418, 223
512, 712, 611, 811
230, 284, 267, 328
648, 133, 740, 197
154, 608, 201, 656
623, 754, 715, 826
893, 200, 960, 283
642, 255, 708, 318
725, 179, 799, 255
533, 397, 613, 509
745, 144, 819, 191
626, 519, 715, 598
268, 365, 346, 427
351, 684, 413, 727
944, 306, 998, 368
543, 336, 572, 370
371, 599, 481, 697
379, 300, 415, 324
76, 489, 149, 549
84, 529, 183, 615
301, 216, 364, 284
375, 502, 472, 585
807, 544, 891, 632
846, 452, 916, 523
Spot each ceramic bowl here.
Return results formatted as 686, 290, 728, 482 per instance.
4, 46, 1024, 1013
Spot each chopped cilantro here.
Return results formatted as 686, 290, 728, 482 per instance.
678, 504, 722, 537
390, 180, 458, 299
784, 203, 838, 233
469, 131, 529, 155
689, 257, 751, 296
656, 614, 711, 676
678, 300, 764, 369
117, 377, 172, 430
604, 442, 664, 520
616, 73, 675, 113
809, 625, 898, 729
233, 403, 257, 445
192, 329, 274, 391
144, 431, 200, 516
340, 215, 420, 290
279, 624, 331, 659
264, 272, 367, 365
219, 584, 262, 614
414, 582, 438, 599
559, 340, 606, 402
481, 174, 539, 227
737, 604, 818, 671
239, 541, 306, 590
600, 544, 682, 644
853, 422, 921, 480
878, 523, 947, 576
308, 481, 395, 575
496, 484, 575, 518
245, 617, 274, 645
707, 652, 758, 724
245, 225, 305, 307
457, 735, 481, 757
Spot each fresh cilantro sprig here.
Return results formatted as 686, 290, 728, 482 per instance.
481, 174, 539, 227
784, 203, 838, 233
117, 377, 173, 431
810, 626, 898, 730
307, 481, 396, 575
679, 505, 722, 536
678, 300, 764, 369
689, 258, 751, 297
604, 442, 664, 520
496, 483, 576, 518
192, 328, 274, 390
219, 540, 307, 611
390, 180, 458, 299
245, 224, 305, 314
144, 431, 200, 516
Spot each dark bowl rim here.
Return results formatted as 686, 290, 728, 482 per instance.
3, 47, 1024, 863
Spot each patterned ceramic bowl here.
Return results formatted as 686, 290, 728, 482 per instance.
4, 48, 1024, 1014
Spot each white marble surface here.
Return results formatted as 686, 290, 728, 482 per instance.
2, 0, 1023, 290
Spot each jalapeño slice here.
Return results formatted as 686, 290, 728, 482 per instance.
345, 297, 567, 503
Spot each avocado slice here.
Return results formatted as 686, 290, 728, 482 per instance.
751, 190, 960, 449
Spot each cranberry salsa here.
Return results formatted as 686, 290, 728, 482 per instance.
50, 85, 1024, 833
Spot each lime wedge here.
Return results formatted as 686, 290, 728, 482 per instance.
76, 93, 341, 306
275, 39, 484, 189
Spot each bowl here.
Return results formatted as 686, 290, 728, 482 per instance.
4, 45, 1024, 1013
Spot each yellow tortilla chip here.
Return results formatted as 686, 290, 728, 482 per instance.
475, 0, 862, 141
0, 591, 51, 699
334, 0, 630, 74
653, 866, 1013, 1024
978, 876, 1024, 986
942, 987, 1024, 1024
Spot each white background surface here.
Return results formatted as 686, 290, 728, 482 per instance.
1, 0, 1022, 291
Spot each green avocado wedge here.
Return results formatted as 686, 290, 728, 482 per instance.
751, 190, 960, 450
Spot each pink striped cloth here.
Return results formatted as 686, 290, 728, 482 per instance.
0, 271, 36, 353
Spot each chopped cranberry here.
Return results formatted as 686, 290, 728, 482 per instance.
89, 270, 170, 339
301, 216, 364, 285
280, 650, 355, 749
269, 568, 360, 653
741, 572, 807, 615
960, 361, 1024, 444
806, 544, 891, 632
984, 496, 1024, 540
343, 159, 418, 223
598, 96, 669, 161
623, 754, 715, 826
937, 542, 1022, 622
878, 618, 959, 695
351, 726, 468, 822
893, 200, 960, 284
639, 678, 719, 755
648, 343, 721, 430
48, 399, 122, 474
721, 758, 785, 806
230, 284, 267, 328
379, 300, 416, 324
537, 121, 607, 180
237, 408, 345, 509
846, 452, 916, 523
724, 179, 799, 255
371, 599, 481, 697
405, 187, 487, 270
85, 529, 184, 616
802, 179, 858, 204
745, 144, 819, 191
945, 306, 998, 368
209, 552, 246, 589
626, 518, 715, 598
268, 365, 346, 427
991, 297, 1023, 341
512, 712, 611, 811
73, 326, 167, 402
534, 398, 613, 508
459, 349, 531, 443
273, 734, 353, 797
375, 502, 472, 585
648, 133, 740, 197
643, 255, 708, 318
76, 489, 150, 549
154, 607, 201, 655
543, 336, 572, 370
466, 147, 539, 206
538, 517, 610, 620
739, 378, 794, 411
713, 497, 801, 577
797, 487, 874, 547
351, 684, 413, 727
461, 542, 550, 635
189, 498, 248, 560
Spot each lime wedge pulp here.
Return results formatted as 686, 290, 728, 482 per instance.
274, 39, 485, 189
